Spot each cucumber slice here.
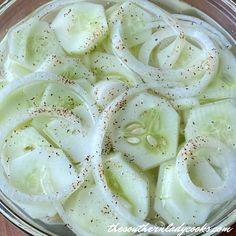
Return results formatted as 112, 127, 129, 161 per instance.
104, 153, 149, 219
185, 99, 236, 149
3, 127, 51, 161
8, 20, 64, 69
90, 52, 140, 86
0, 91, 29, 124
40, 83, 82, 109
51, 2, 108, 55
4, 57, 32, 81
38, 84, 95, 162
200, 49, 236, 100
43, 117, 91, 163
112, 92, 180, 170
22, 82, 48, 107
0, 82, 47, 124
0, 72, 97, 125
110, 2, 153, 48
63, 184, 131, 236
37, 55, 95, 88
155, 160, 214, 226
9, 147, 78, 196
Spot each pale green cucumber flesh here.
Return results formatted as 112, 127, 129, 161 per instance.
64, 184, 131, 236
112, 92, 180, 169
185, 99, 236, 149
51, 3, 108, 54
104, 152, 149, 219
155, 160, 213, 226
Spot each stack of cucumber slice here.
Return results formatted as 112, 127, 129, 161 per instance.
0, 0, 235, 235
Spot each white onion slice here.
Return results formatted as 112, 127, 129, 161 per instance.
142, 20, 167, 31
176, 136, 236, 204
112, 21, 218, 76
92, 79, 128, 108
0, 72, 99, 121
137, 26, 213, 80
111, 21, 219, 98
131, 0, 183, 34
138, 28, 185, 69
174, 14, 231, 49
110, 0, 219, 99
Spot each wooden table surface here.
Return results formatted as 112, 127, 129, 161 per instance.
0, 0, 236, 235
0, 215, 27, 236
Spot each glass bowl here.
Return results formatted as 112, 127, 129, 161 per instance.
0, 0, 235, 235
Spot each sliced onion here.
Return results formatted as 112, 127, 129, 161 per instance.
142, 20, 167, 31
138, 28, 185, 69
110, 0, 219, 99
92, 79, 129, 108
131, 0, 183, 34
111, 21, 219, 98
174, 14, 231, 49
112, 21, 218, 75
0, 72, 99, 121
176, 136, 236, 204
137, 26, 214, 80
